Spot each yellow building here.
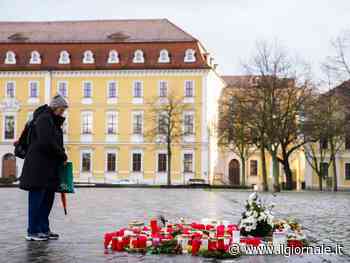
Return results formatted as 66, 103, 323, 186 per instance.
214, 76, 306, 190
0, 19, 225, 184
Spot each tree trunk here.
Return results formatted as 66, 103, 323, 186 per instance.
271, 153, 280, 192
241, 157, 246, 186
330, 141, 338, 192
260, 145, 268, 191
167, 142, 172, 186
318, 173, 323, 191
282, 158, 293, 190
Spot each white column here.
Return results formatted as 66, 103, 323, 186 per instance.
44, 71, 52, 103
201, 73, 209, 183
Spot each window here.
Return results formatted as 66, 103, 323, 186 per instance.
133, 81, 143, 98
30, 51, 41, 64
81, 112, 92, 134
133, 112, 143, 135
108, 50, 119, 64
159, 80, 168, 97
250, 160, 258, 176
4, 116, 15, 140
184, 113, 194, 135
29, 81, 39, 98
58, 50, 70, 64
184, 153, 193, 173
320, 138, 328, 149
83, 50, 94, 64
158, 49, 170, 63
133, 49, 145, 63
158, 153, 167, 172
132, 153, 142, 172
108, 81, 117, 98
81, 152, 91, 172
320, 162, 329, 178
345, 163, 350, 180
83, 81, 92, 98
5, 82, 15, 98
184, 49, 196, 62
184, 80, 194, 97
58, 81, 68, 97
106, 112, 117, 135
158, 113, 168, 134
346, 136, 350, 150
5, 51, 16, 64
107, 152, 117, 172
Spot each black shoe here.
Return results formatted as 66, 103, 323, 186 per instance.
44, 232, 59, 240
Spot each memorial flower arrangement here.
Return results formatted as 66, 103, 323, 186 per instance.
239, 192, 274, 237
103, 192, 309, 258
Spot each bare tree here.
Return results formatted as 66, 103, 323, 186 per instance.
241, 41, 312, 191
218, 87, 255, 186
145, 93, 187, 185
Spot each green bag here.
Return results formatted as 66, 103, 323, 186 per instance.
57, 162, 75, 193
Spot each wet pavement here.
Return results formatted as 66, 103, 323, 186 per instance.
0, 188, 349, 262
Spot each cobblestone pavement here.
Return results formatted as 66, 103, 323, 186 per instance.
0, 188, 349, 263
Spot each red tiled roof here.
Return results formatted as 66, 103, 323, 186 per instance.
0, 19, 212, 70
0, 19, 196, 43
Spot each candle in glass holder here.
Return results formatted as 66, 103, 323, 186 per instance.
208, 238, 218, 251
138, 235, 147, 249
217, 225, 225, 237
150, 218, 158, 234
217, 237, 225, 251
122, 236, 130, 247
191, 238, 201, 255
130, 235, 139, 249
111, 237, 119, 251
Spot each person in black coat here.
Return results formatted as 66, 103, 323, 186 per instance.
19, 94, 68, 241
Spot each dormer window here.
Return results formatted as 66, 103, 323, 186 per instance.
30, 51, 41, 64
83, 50, 94, 64
5, 51, 16, 64
184, 49, 196, 63
133, 49, 144, 63
59, 50, 70, 64
158, 49, 170, 63
108, 50, 119, 64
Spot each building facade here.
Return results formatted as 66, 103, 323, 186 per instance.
0, 19, 224, 184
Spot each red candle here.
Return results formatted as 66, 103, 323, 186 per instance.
150, 219, 159, 234
217, 225, 225, 237
139, 235, 147, 248
122, 236, 130, 247
217, 237, 225, 251
208, 238, 217, 251
191, 239, 201, 255
112, 237, 118, 251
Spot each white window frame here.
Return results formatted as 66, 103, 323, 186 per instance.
105, 150, 118, 174
5, 51, 16, 64
2, 113, 16, 142
182, 150, 195, 175
183, 80, 195, 103
132, 80, 143, 104
58, 50, 70, 64
28, 81, 40, 104
80, 111, 93, 142
82, 50, 95, 64
183, 111, 195, 135
133, 49, 145, 63
130, 149, 143, 174
105, 111, 118, 142
184, 49, 196, 63
158, 80, 168, 98
5, 81, 16, 98
132, 111, 144, 135
80, 149, 93, 175
29, 50, 41, 64
158, 49, 170, 63
57, 81, 69, 98
107, 80, 118, 104
82, 81, 93, 104
107, 50, 119, 64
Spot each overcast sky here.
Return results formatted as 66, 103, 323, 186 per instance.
1, 0, 350, 77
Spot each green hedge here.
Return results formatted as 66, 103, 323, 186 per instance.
0, 176, 17, 185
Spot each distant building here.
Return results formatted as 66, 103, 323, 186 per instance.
0, 19, 225, 184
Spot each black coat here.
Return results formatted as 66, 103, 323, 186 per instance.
19, 105, 67, 191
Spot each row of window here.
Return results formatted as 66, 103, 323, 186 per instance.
320, 138, 350, 151
2, 49, 197, 65
320, 162, 350, 180
3, 79, 195, 101
2, 110, 195, 140
81, 151, 194, 174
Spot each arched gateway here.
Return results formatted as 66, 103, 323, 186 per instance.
228, 159, 240, 185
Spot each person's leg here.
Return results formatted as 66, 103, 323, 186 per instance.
39, 190, 55, 234
27, 190, 48, 240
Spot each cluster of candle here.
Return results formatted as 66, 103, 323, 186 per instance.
104, 218, 263, 255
